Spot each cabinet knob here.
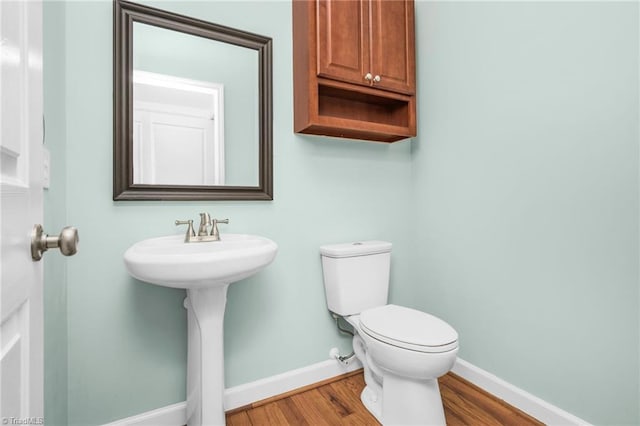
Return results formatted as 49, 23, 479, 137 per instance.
373, 75, 381, 83
364, 73, 373, 81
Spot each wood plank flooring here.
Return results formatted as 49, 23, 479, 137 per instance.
226, 370, 543, 425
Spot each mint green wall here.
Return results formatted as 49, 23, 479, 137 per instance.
408, 2, 639, 425
43, 1, 639, 425
43, 2, 68, 425
57, 1, 412, 424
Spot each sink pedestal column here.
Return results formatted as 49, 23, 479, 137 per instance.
184, 284, 230, 426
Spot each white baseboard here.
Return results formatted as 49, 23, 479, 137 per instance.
224, 357, 363, 411
452, 358, 590, 426
104, 357, 588, 426
102, 401, 187, 426
103, 357, 362, 426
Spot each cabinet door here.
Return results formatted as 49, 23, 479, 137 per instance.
317, 0, 370, 86
369, 0, 415, 94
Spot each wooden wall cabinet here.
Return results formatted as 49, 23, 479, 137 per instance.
293, 0, 416, 143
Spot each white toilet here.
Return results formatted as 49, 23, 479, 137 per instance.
320, 241, 458, 426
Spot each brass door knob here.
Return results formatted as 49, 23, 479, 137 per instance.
31, 224, 79, 261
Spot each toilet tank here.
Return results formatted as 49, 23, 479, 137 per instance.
319, 241, 392, 316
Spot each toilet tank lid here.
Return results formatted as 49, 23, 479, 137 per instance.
320, 241, 392, 258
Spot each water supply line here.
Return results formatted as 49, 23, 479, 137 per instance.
329, 313, 357, 366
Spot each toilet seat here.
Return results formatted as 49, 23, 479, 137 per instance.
359, 304, 458, 353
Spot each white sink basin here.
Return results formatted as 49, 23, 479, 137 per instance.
124, 233, 278, 288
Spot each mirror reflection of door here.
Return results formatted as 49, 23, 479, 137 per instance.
132, 21, 259, 188
133, 71, 225, 186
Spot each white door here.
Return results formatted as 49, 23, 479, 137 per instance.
132, 71, 225, 186
0, 0, 44, 419
134, 109, 221, 185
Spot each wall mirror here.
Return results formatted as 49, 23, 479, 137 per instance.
114, 0, 273, 200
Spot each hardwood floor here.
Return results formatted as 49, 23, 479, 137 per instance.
226, 370, 543, 425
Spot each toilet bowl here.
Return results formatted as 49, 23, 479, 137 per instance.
345, 306, 458, 425
359, 304, 458, 379
320, 241, 458, 425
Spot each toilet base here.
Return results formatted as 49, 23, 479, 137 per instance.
386, 374, 446, 425
360, 385, 382, 422
360, 375, 446, 425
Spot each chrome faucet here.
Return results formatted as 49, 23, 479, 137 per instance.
198, 213, 211, 236
176, 213, 229, 243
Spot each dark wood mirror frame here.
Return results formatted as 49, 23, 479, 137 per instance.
113, 0, 273, 201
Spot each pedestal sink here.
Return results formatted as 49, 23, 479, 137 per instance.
124, 234, 277, 426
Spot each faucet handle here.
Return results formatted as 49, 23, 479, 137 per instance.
175, 219, 195, 242
210, 218, 229, 239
